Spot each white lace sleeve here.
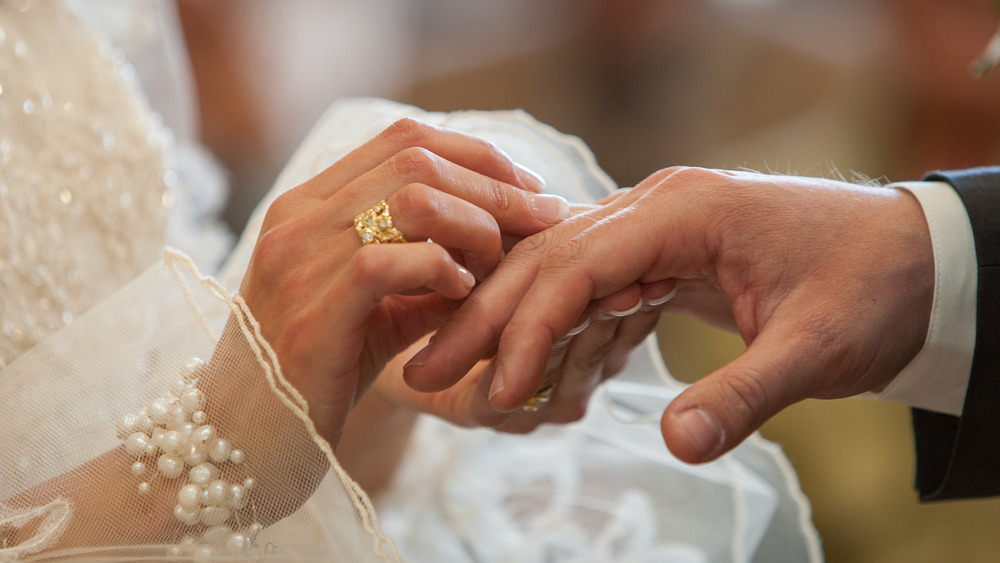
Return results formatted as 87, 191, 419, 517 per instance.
0, 250, 395, 560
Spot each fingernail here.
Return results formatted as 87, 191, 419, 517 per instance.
673, 407, 724, 460
404, 341, 432, 369
529, 194, 569, 224
488, 364, 505, 401
457, 266, 476, 290
515, 162, 546, 193
645, 287, 677, 308
606, 300, 642, 318
567, 317, 590, 337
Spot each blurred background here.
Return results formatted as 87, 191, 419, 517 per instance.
176, 0, 1000, 560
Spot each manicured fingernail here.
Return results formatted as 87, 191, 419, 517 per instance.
673, 407, 724, 460
567, 317, 590, 337
404, 342, 432, 369
457, 266, 476, 290
515, 162, 546, 193
529, 194, 569, 224
646, 287, 677, 307
488, 364, 505, 401
606, 300, 642, 318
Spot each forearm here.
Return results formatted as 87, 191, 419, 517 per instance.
2, 446, 179, 551
1, 313, 326, 553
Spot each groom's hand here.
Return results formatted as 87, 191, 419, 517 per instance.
373, 278, 672, 431
404, 167, 934, 463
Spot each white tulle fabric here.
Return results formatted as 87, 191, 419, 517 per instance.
228, 98, 823, 563
0, 1, 820, 561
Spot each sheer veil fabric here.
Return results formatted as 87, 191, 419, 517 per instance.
231, 97, 823, 563
0, 1, 820, 561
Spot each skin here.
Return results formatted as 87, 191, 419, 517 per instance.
236, 117, 562, 449
403, 166, 935, 464
2, 119, 575, 551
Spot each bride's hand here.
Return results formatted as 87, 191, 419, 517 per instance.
238, 118, 565, 448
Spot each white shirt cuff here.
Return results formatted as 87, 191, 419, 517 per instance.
866, 181, 977, 417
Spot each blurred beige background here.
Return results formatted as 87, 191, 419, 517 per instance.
177, 0, 1000, 560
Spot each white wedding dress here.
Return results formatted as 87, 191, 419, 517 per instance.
0, 1, 821, 561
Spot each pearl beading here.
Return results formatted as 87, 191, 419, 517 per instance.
118, 358, 266, 557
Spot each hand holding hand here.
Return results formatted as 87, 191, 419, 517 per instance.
238, 118, 565, 448
370, 282, 672, 433
368, 196, 674, 433
404, 167, 934, 463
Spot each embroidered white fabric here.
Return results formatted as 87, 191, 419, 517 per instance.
0, 1, 820, 560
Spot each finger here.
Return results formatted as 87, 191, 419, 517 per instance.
537, 284, 643, 422
510, 311, 591, 420
542, 316, 623, 424
387, 185, 502, 280
307, 118, 545, 198
328, 242, 477, 325
402, 202, 636, 395
640, 279, 678, 308
598, 281, 677, 377
480, 174, 714, 412
659, 329, 819, 464
593, 284, 643, 317
401, 222, 585, 393
375, 349, 507, 429
485, 219, 667, 411
334, 147, 568, 236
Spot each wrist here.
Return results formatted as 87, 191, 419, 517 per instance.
336, 387, 418, 497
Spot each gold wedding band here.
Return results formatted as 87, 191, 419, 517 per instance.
354, 200, 408, 245
522, 383, 557, 412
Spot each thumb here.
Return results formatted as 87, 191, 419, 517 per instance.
660, 334, 816, 464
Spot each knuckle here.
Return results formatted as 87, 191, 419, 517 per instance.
478, 137, 514, 171
393, 183, 440, 220
487, 179, 513, 212
383, 117, 430, 146
260, 190, 298, 227
251, 223, 294, 278
542, 235, 591, 276
646, 166, 718, 195
477, 213, 502, 241
409, 243, 454, 274
718, 369, 771, 428
391, 146, 441, 180
640, 165, 689, 189
511, 227, 562, 260
349, 246, 391, 281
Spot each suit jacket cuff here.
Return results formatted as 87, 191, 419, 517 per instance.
916, 166, 1000, 500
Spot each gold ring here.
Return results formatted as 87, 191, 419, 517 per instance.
522, 383, 557, 412
354, 199, 408, 245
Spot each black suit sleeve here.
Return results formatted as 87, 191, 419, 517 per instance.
912, 166, 1000, 501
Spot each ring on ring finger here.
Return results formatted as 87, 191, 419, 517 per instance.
355, 199, 408, 245
522, 382, 557, 412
